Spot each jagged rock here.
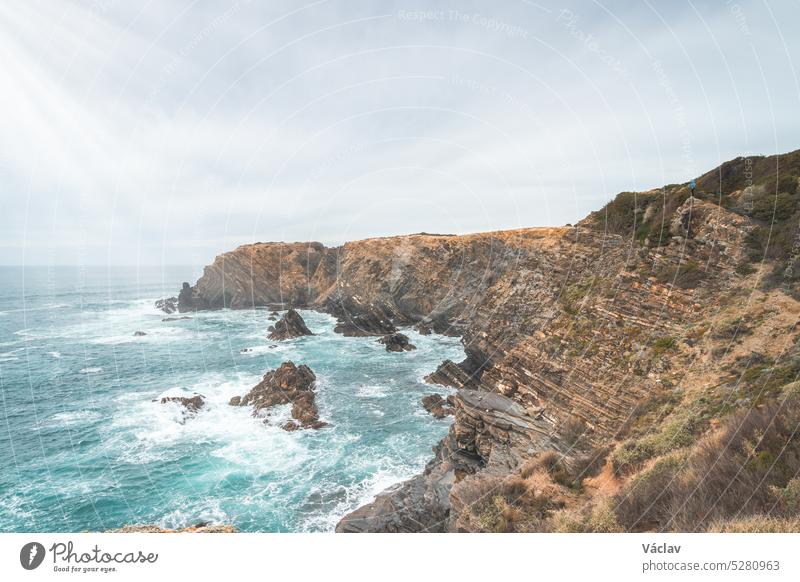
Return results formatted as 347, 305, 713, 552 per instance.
378, 332, 416, 352
425, 360, 481, 389
331, 306, 397, 337
159, 394, 206, 424
154, 297, 178, 314
267, 309, 313, 340
133, 330, 147, 336
160, 394, 205, 412
421, 394, 455, 418
177, 281, 215, 312
415, 323, 432, 335
230, 362, 327, 430
336, 431, 480, 532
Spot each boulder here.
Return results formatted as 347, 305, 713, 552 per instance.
230, 362, 327, 430
421, 394, 455, 418
378, 333, 416, 352
267, 309, 313, 340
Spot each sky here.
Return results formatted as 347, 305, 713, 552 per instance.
0, 0, 798, 266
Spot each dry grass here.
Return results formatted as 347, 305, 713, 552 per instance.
613, 392, 800, 532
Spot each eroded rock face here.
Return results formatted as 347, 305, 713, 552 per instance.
421, 394, 454, 418
424, 358, 483, 389
378, 332, 416, 352
174, 187, 766, 531
268, 309, 313, 340
230, 362, 327, 430
336, 431, 476, 532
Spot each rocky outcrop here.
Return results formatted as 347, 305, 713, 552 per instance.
378, 332, 416, 352
155, 297, 178, 314
424, 359, 482, 390
112, 523, 235, 533
176, 242, 336, 311
160, 394, 205, 411
268, 309, 313, 340
230, 362, 327, 430
336, 430, 478, 532
159, 394, 205, 423
174, 156, 787, 531
421, 394, 454, 418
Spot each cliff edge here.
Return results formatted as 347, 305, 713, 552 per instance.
168, 149, 800, 532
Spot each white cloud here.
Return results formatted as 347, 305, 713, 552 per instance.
1, 0, 798, 265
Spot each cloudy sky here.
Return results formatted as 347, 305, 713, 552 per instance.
1, 0, 798, 266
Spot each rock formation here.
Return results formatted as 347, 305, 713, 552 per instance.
169, 150, 800, 532
159, 394, 205, 424
378, 332, 416, 352
230, 362, 327, 430
421, 394, 454, 418
112, 523, 236, 533
160, 394, 205, 412
267, 309, 314, 340
154, 297, 178, 314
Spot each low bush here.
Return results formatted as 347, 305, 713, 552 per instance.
614, 392, 800, 531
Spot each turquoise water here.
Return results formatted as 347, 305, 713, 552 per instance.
0, 266, 463, 532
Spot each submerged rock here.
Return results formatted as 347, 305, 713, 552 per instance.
267, 309, 314, 340
162, 316, 192, 322
421, 394, 455, 418
154, 297, 178, 314
160, 394, 205, 412
133, 330, 147, 337
230, 362, 327, 430
159, 393, 206, 424
378, 333, 416, 352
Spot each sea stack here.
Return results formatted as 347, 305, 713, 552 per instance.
268, 309, 314, 340
230, 362, 326, 431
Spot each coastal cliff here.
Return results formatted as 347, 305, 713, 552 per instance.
170, 150, 800, 532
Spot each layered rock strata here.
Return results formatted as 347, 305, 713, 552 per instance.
166, 194, 763, 531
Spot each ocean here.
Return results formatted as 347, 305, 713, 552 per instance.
0, 266, 464, 532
